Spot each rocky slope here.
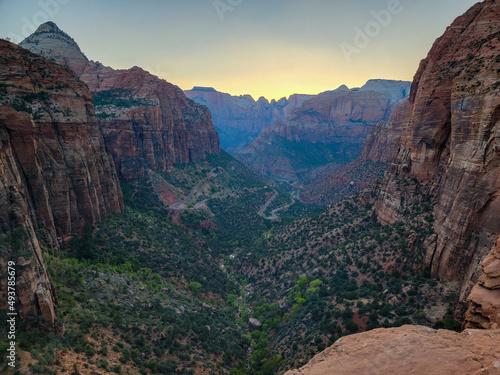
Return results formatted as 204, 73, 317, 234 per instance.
236, 80, 410, 181
21, 22, 221, 180
285, 325, 500, 375
0, 39, 123, 326
465, 236, 500, 329
301, 99, 408, 206
185, 86, 313, 153
374, 0, 500, 303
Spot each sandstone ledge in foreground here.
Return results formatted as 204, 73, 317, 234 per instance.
285, 325, 500, 375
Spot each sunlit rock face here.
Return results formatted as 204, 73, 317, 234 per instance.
285, 325, 500, 375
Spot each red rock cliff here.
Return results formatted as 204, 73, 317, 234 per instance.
21, 22, 221, 180
375, 0, 500, 301
0, 40, 123, 325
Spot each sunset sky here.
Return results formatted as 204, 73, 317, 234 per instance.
0, 0, 479, 100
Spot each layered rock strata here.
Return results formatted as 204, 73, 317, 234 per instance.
465, 237, 500, 329
374, 0, 500, 301
0, 39, 123, 326
236, 80, 410, 180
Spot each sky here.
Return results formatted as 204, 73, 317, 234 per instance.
0, 0, 480, 100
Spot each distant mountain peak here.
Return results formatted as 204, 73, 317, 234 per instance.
35, 21, 61, 33
20, 22, 88, 75
359, 79, 411, 103
191, 86, 217, 92
335, 84, 350, 91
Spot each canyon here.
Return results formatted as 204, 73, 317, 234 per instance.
300, 99, 408, 206
1, 0, 500, 373
288, 0, 500, 372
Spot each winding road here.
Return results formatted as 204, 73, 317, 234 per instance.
171, 170, 298, 221
170, 168, 216, 210
258, 190, 298, 220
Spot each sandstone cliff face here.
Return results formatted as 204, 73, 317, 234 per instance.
301, 100, 408, 206
374, 0, 500, 302
185, 86, 313, 153
294, 80, 409, 131
465, 237, 500, 329
0, 40, 123, 325
285, 325, 500, 375
21, 23, 221, 180
237, 81, 409, 181
359, 99, 408, 163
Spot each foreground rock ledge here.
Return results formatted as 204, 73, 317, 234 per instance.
285, 325, 500, 375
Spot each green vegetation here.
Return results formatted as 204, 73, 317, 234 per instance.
93, 89, 157, 108
236, 135, 363, 182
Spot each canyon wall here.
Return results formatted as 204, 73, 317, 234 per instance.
374, 0, 500, 302
0, 40, 124, 326
464, 237, 500, 329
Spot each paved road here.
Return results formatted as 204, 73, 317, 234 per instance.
268, 196, 296, 220
171, 168, 216, 210
258, 190, 278, 217
259, 190, 297, 220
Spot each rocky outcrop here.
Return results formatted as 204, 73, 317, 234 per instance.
0, 39, 123, 326
236, 80, 410, 181
285, 325, 500, 375
465, 237, 500, 329
185, 86, 313, 153
374, 0, 500, 301
21, 22, 221, 180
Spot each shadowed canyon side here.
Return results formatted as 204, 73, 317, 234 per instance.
185, 86, 313, 153
374, 0, 500, 302
0, 40, 123, 326
236, 80, 410, 181
20, 22, 221, 180
301, 99, 408, 206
